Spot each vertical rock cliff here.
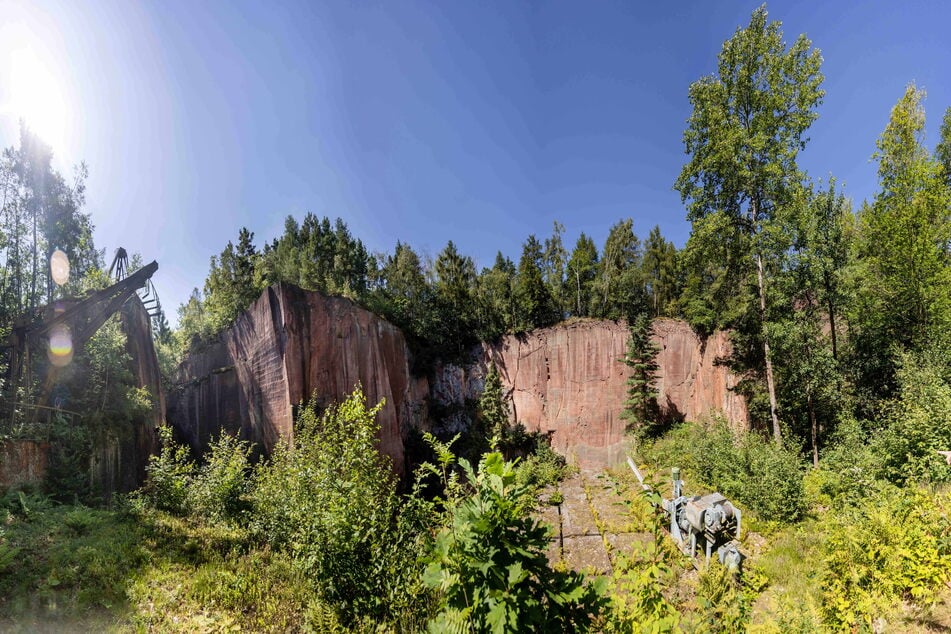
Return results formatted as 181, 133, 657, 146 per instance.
431, 318, 748, 468
167, 284, 425, 475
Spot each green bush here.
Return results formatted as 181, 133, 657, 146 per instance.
604, 521, 680, 633
804, 417, 885, 509
820, 485, 951, 631
189, 432, 253, 523
515, 437, 570, 492
874, 350, 951, 485
250, 387, 431, 627
141, 425, 196, 515
640, 419, 807, 522
423, 451, 607, 632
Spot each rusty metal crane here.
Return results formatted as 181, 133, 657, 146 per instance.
1, 256, 159, 418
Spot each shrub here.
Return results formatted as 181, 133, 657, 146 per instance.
515, 437, 570, 492
142, 425, 196, 515
189, 432, 253, 524
604, 501, 680, 634
250, 387, 431, 627
804, 417, 885, 509
874, 350, 951, 485
423, 451, 607, 632
640, 419, 806, 522
820, 485, 951, 631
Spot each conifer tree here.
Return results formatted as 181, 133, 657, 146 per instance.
621, 315, 659, 435
479, 362, 511, 439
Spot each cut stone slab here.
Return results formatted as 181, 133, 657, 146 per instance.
559, 476, 599, 537
605, 532, 652, 559
535, 501, 561, 536
562, 535, 612, 575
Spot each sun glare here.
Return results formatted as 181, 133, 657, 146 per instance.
8, 47, 68, 152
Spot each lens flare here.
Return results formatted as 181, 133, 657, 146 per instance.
48, 323, 73, 367
50, 249, 69, 285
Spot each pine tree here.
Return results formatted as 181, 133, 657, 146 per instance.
621, 315, 659, 435
479, 363, 511, 440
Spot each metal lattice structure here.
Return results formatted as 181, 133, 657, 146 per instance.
1, 258, 159, 418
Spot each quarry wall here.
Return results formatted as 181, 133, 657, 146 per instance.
167, 285, 748, 473
431, 318, 748, 468
167, 284, 425, 476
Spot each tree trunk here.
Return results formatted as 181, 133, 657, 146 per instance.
808, 392, 818, 468
575, 269, 582, 316
826, 295, 838, 361
756, 250, 782, 444
30, 202, 37, 312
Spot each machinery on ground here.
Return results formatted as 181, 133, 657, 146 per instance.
628, 458, 744, 571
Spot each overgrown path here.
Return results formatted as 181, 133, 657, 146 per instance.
537, 469, 651, 575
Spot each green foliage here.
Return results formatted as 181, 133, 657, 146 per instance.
250, 387, 431, 626
639, 419, 806, 522
0, 496, 149, 622
203, 226, 263, 332
514, 234, 560, 331
820, 486, 951, 631
473, 252, 518, 341
592, 219, 648, 321
174, 287, 213, 356
642, 225, 681, 318
675, 5, 824, 226
622, 315, 660, 436
851, 85, 951, 401
423, 451, 607, 632
874, 349, 951, 485
188, 431, 253, 523
479, 363, 510, 440
432, 240, 479, 357
804, 417, 883, 508
678, 211, 754, 336
514, 439, 570, 492
566, 232, 599, 317
604, 503, 680, 634
675, 4, 825, 442
0, 123, 98, 324
142, 425, 196, 515
691, 561, 755, 633
937, 105, 951, 188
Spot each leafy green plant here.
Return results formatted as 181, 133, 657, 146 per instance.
189, 432, 253, 524
820, 486, 951, 631
605, 525, 680, 633
250, 387, 432, 627
423, 450, 607, 633
141, 425, 196, 515
691, 561, 754, 633
874, 349, 951, 486
639, 419, 806, 522
515, 438, 570, 492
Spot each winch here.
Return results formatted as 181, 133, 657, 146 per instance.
629, 459, 744, 571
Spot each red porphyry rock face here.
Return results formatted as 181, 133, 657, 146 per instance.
651, 318, 748, 428
431, 318, 748, 469
167, 284, 425, 475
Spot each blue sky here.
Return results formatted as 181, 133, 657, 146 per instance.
1, 0, 949, 322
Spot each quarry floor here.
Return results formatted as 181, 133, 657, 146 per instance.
535, 469, 651, 575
